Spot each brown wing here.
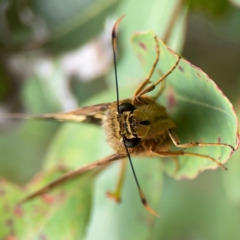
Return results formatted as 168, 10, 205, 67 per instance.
0, 103, 111, 125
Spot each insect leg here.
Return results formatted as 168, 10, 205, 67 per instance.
106, 158, 127, 202
152, 150, 227, 170
136, 55, 181, 98
19, 153, 127, 204
168, 129, 235, 151
152, 79, 166, 100
133, 35, 160, 98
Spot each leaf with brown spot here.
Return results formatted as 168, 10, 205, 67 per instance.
132, 32, 239, 179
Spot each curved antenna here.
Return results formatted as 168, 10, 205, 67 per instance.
112, 15, 125, 113
112, 16, 159, 217
122, 140, 159, 217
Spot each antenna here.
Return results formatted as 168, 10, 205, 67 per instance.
111, 16, 159, 217
112, 16, 125, 113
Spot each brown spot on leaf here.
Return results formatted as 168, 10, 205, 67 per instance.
59, 190, 67, 202
167, 88, 176, 111
5, 235, 17, 240
139, 42, 148, 51
39, 233, 48, 240
196, 72, 201, 77
5, 218, 14, 227
14, 205, 24, 217
0, 188, 5, 196
137, 53, 145, 64
178, 65, 184, 72
41, 194, 56, 204
218, 137, 221, 143
5, 218, 16, 238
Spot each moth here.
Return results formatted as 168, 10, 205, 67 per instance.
1, 17, 235, 216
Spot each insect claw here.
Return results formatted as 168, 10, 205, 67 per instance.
143, 203, 160, 217
133, 96, 140, 103
219, 163, 228, 171
229, 145, 236, 152
106, 191, 121, 203
133, 96, 144, 104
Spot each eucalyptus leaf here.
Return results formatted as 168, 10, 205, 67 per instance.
131, 32, 238, 179
0, 172, 93, 240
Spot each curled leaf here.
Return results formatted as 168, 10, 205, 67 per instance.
132, 32, 239, 179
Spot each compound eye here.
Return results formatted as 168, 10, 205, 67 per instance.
140, 120, 150, 125
119, 103, 136, 113
123, 136, 141, 148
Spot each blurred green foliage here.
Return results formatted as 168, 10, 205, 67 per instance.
0, 0, 240, 239
185, 0, 232, 17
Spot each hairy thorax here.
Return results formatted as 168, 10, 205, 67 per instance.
102, 95, 176, 155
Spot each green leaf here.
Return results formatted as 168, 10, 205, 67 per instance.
44, 122, 109, 170
186, 0, 231, 17
0, 76, 60, 183
85, 160, 163, 240
0, 171, 93, 240
106, 0, 188, 90
31, 0, 121, 51
131, 32, 238, 179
